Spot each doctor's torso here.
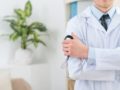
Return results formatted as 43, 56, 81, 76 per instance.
66, 6, 120, 90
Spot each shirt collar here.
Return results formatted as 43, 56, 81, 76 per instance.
91, 5, 116, 20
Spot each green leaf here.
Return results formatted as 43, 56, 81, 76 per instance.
4, 19, 22, 36
34, 41, 38, 47
17, 19, 26, 25
27, 38, 46, 47
9, 33, 19, 41
15, 9, 26, 19
25, 1, 32, 17
33, 32, 39, 41
4, 15, 16, 19
27, 39, 38, 48
4, 19, 16, 25
29, 22, 47, 32
10, 23, 21, 34
38, 39, 46, 46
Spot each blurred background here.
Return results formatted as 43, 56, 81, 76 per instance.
0, 0, 119, 90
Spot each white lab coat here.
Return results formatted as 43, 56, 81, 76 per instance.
66, 6, 120, 90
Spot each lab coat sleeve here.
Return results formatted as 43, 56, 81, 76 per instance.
68, 55, 115, 81
87, 47, 96, 65
90, 47, 120, 70
67, 57, 84, 80
65, 16, 86, 80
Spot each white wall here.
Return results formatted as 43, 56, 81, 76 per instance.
78, 1, 92, 13
114, 0, 120, 6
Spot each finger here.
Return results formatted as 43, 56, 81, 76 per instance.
62, 39, 72, 44
63, 47, 69, 52
71, 32, 79, 39
63, 44, 71, 48
63, 47, 71, 56
64, 51, 70, 56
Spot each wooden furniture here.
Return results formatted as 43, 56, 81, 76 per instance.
11, 78, 32, 90
0, 64, 49, 90
68, 79, 75, 90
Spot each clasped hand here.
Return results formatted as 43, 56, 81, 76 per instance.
62, 32, 88, 59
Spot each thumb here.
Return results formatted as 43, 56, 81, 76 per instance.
71, 32, 79, 39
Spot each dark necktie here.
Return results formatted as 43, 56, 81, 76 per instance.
100, 14, 110, 31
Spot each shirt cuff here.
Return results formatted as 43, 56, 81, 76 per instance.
87, 47, 96, 65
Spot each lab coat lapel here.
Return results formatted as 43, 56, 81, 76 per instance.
82, 7, 106, 33
87, 16, 106, 33
108, 7, 120, 33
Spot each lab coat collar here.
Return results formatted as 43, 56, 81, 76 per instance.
80, 7, 106, 33
80, 7, 120, 34
108, 7, 120, 33
91, 5, 116, 20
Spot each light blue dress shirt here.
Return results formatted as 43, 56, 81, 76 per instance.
91, 5, 116, 27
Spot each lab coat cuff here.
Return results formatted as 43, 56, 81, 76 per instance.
87, 47, 96, 65
88, 47, 95, 59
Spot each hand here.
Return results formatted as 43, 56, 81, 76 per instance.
62, 32, 88, 59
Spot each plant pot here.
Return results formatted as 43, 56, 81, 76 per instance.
14, 48, 33, 65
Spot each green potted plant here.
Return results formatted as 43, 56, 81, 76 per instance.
4, 0, 47, 65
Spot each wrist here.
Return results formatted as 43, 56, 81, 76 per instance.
84, 46, 89, 59
79, 46, 88, 59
